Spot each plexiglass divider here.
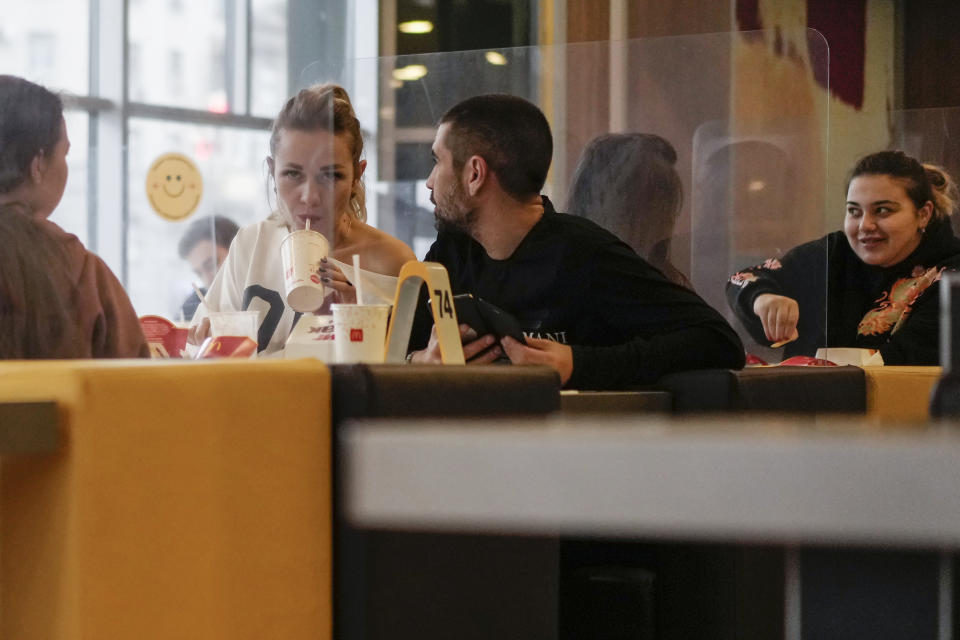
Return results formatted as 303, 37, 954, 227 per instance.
122, 30, 834, 362
299, 29, 830, 363
126, 124, 271, 321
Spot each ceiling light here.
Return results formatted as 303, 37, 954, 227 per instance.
485, 51, 508, 66
398, 20, 434, 34
392, 64, 428, 82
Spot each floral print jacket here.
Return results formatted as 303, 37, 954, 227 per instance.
725, 217, 960, 365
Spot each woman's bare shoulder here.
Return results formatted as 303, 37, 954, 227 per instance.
338, 222, 417, 276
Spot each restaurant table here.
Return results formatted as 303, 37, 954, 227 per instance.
343, 416, 960, 640
330, 364, 562, 640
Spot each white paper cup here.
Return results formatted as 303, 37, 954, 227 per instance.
280, 229, 330, 312
332, 303, 390, 364
209, 310, 259, 339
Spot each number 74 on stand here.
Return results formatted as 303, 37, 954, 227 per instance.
384, 261, 465, 364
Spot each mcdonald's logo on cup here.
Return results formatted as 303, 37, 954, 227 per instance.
332, 303, 390, 363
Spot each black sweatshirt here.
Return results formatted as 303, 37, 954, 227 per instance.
412, 197, 745, 389
726, 217, 960, 365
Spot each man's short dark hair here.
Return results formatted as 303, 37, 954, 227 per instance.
439, 94, 553, 200
177, 215, 240, 259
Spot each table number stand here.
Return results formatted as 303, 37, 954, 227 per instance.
384, 261, 465, 364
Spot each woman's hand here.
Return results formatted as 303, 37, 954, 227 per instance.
752, 293, 800, 345
408, 324, 502, 364
187, 317, 211, 345
318, 258, 356, 304
500, 336, 573, 385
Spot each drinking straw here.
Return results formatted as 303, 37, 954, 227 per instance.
192, 282, 217, 313
305, 219, 311, 231
353, 253, 364, 305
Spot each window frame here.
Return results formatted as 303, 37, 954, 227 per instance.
67, 0, 274, 285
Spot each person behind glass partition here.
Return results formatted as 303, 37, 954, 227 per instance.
191, 83, 416, 354
407, 94, 744, 388
0, 76, 148, 359
727, 150, 960, 365
567, 133, 692, 289
177, 214, 239, 320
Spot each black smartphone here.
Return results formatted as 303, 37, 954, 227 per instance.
453, 293, 526, 344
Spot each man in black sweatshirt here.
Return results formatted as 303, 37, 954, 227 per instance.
407, 94, 744, 389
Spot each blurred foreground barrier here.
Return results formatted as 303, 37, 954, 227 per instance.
344, 416, 960, 639
0, 359, 332, 639
330, 364, 561, 640
931, 273, 960, 418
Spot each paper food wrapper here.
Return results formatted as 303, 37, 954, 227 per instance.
329, 257, 398, 306
195, 335, 258, 359
285, 313, 335, 361
140, 315, 188, 358
815, 347, 884, 367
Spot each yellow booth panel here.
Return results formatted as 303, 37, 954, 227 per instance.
863, 366, 941, 422
0, 359, 332, 639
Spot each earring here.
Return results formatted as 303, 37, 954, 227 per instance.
920, 226, 927, 235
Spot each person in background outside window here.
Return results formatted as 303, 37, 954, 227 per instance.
0, 75, 148, 358
177, 214, 239, 320
567, 132, 693, 289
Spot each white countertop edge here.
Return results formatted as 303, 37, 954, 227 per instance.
343, 417, 960, 548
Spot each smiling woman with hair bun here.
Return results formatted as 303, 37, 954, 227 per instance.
727, 150, 960, 365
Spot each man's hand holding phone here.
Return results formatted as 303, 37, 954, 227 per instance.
453, 294, 526, 344
408, 324, 502, 364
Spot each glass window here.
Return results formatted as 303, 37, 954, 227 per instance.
168, 50, 184, 98
251, 0, 288, 117
0, 0, 90, 94
129, 43, 146, 101
28, 32, 57, 78
0, 2, 92, 254
50, 110, 90, 246
126, 118, 271, 318
128, 0, 226, 111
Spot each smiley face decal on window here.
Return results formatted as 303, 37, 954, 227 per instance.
145, 152, 204, 220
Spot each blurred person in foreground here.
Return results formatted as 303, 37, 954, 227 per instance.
177, 214, 239, 320
192, 83, 415, 355
407, 94, 744, 389
0, 76, 148, 358
567, 132, 692, 289
728, 150, 960, 365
